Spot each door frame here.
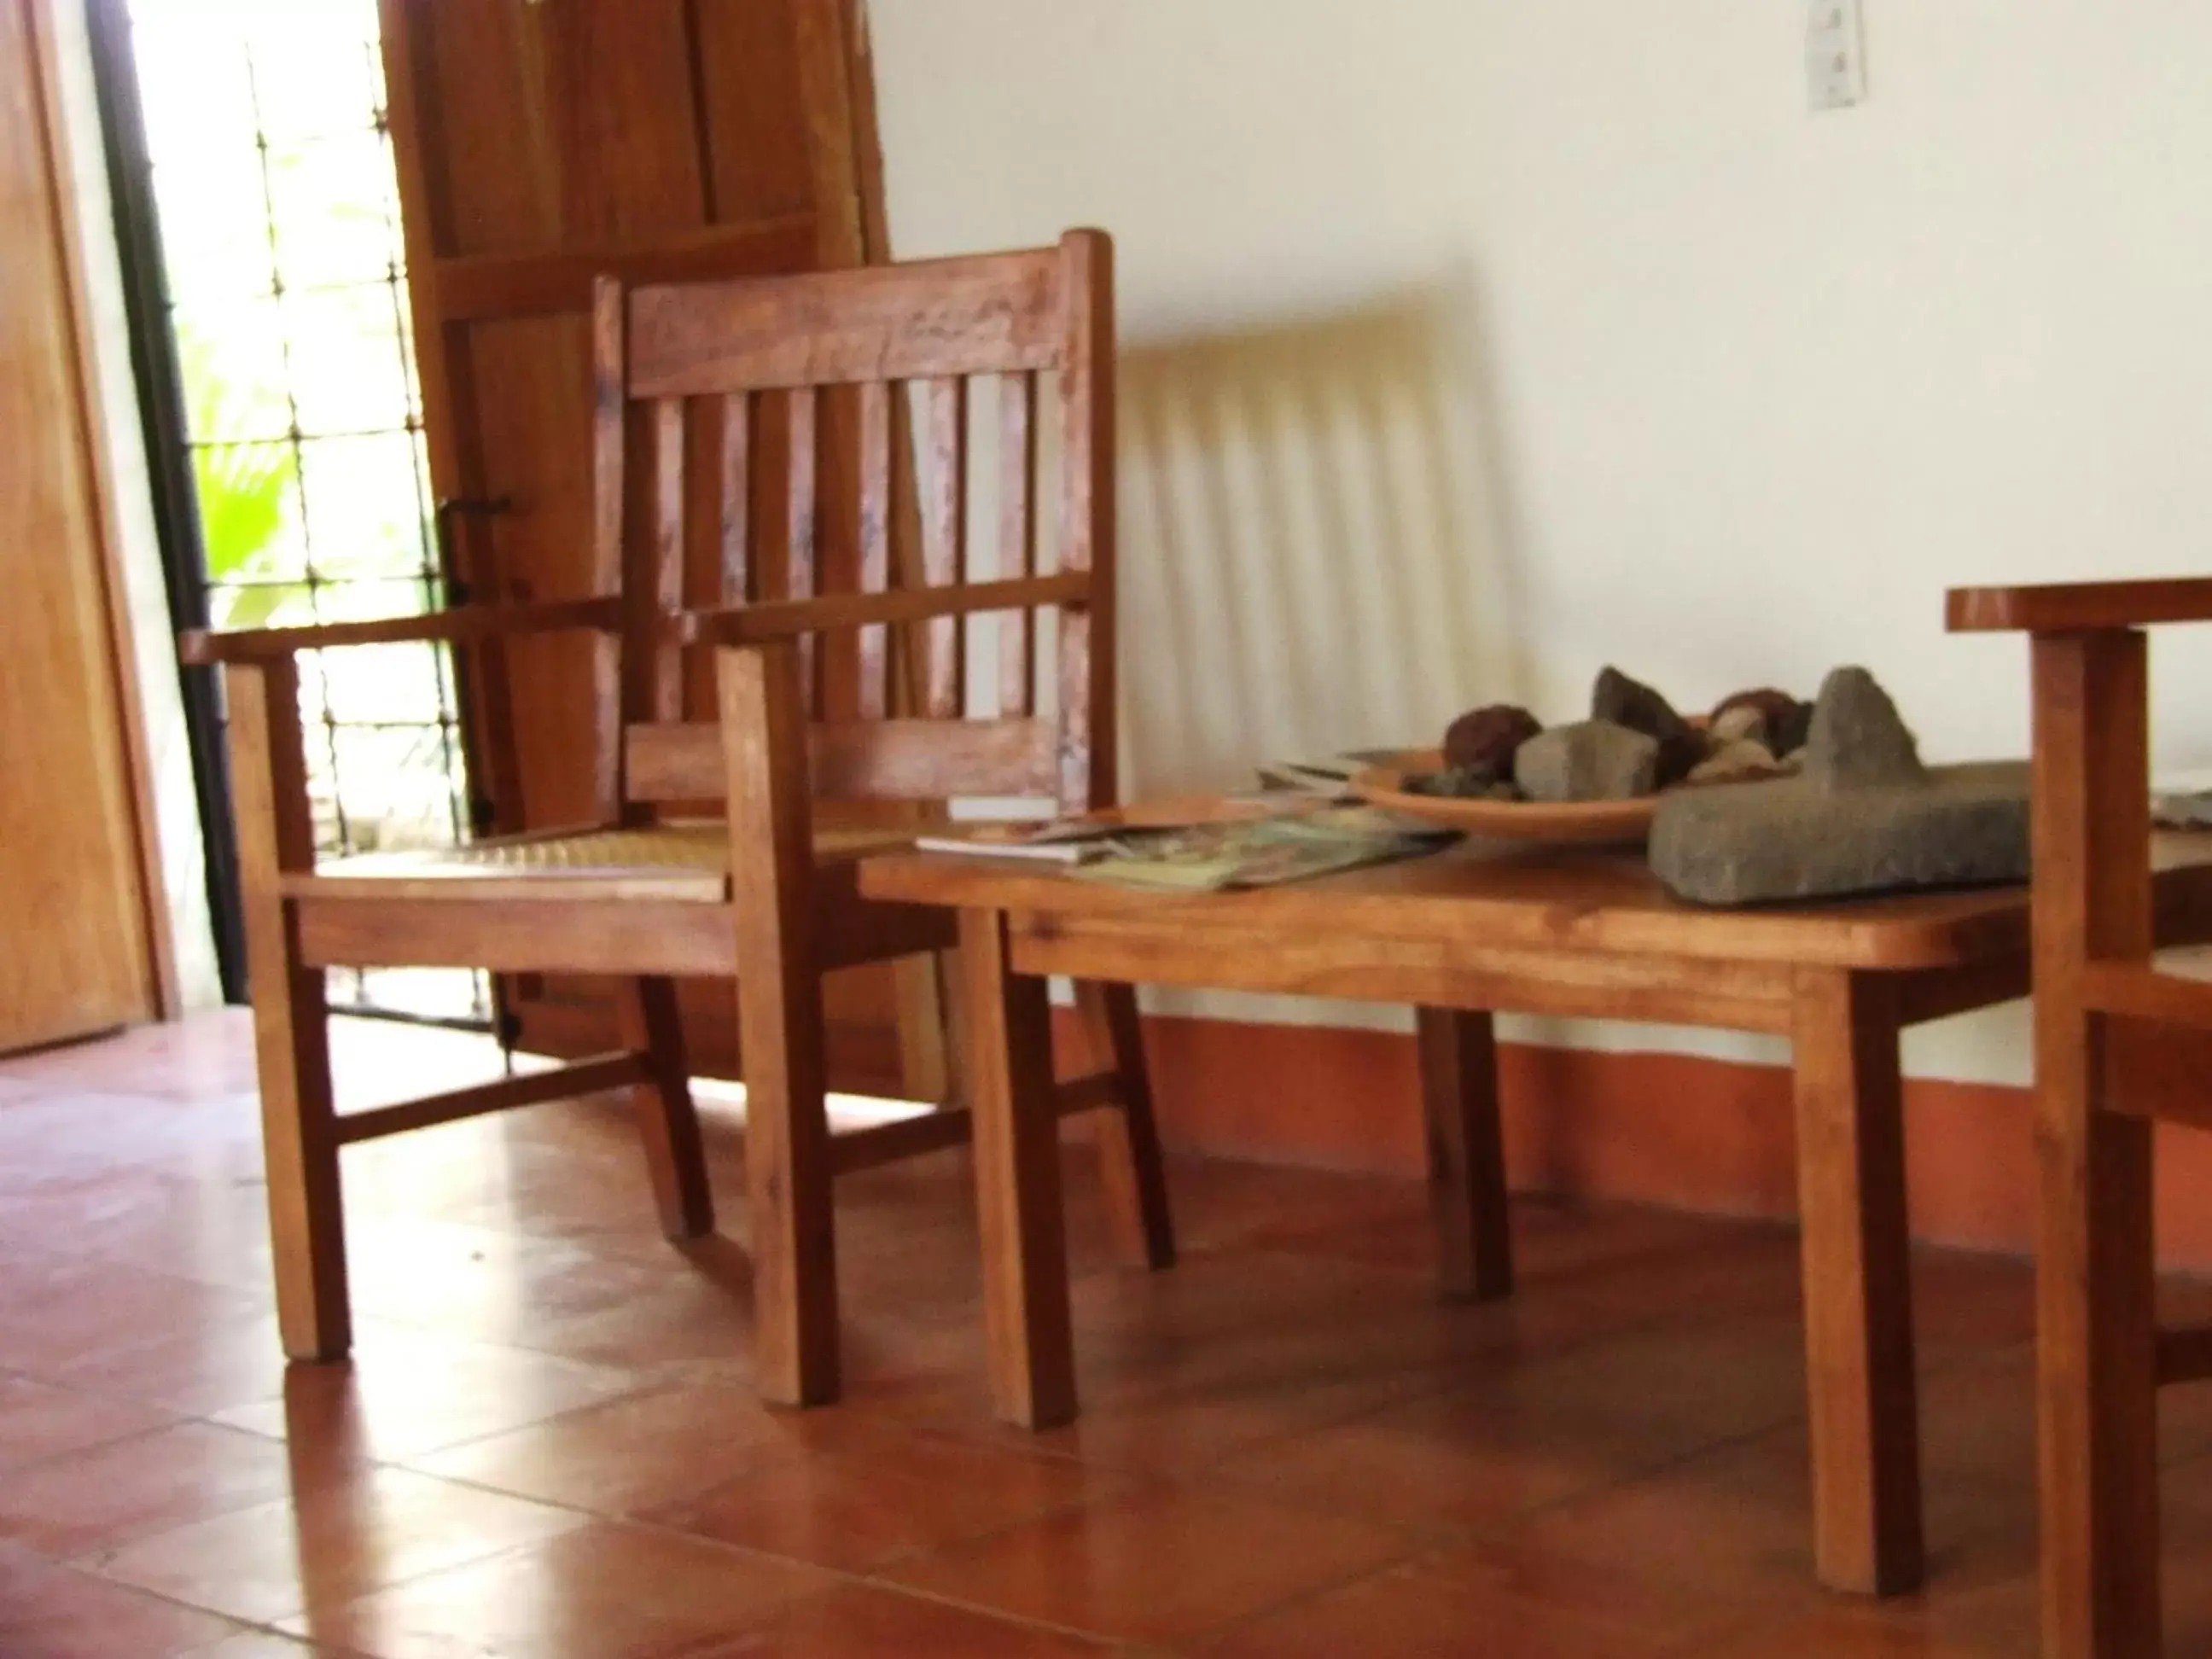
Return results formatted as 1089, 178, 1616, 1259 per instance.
79, 0, 244, 1003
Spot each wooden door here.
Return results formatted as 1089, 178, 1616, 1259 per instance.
378, 0, 914, 1086
0, 0, 168, 1053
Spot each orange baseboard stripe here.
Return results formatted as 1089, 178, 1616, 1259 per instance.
1055, 1008, 2212, 1272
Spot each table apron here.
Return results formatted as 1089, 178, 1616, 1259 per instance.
1006, 913, 1798, 1034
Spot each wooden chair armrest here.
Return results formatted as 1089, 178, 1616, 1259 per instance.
681, 572, 1088, 649
178, 597, 624, 665
1948, 579, 2212, 634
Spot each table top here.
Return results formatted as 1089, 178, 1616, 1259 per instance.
860, 827, 2212, 973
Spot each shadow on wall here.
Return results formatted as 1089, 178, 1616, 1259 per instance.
1116, 266, 1533, 795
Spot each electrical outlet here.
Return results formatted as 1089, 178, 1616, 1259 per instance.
1807, 0, 1866, 112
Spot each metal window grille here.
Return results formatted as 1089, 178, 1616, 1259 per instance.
122, 3, 487, 1027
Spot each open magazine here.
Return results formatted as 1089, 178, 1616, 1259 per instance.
910, 794, 1456, 892
1070, 806, 1452, 891
1252, 750, 1407, 798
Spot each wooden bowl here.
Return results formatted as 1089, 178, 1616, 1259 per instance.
1350, 749, 1665, 844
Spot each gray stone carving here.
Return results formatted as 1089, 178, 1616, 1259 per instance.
1648, 666, 2029, 905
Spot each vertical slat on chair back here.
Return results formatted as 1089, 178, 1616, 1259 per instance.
604, 231, 1115, 813
917, 376, 969, 719
855, 380, 893, 721
717, 392, 750, 605
589, 279, 634, 819
999, 371, 1039, 721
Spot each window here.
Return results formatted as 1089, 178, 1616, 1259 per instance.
116, 0, 486, 1025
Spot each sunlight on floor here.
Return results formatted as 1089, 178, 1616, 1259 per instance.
327, 1015, 939, 1131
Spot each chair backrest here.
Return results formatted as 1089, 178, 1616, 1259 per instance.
591, 229, 1117, 820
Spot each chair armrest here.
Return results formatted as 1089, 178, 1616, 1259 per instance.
1948, 579, 2212, 634
681, 572, 1089, 649
178, 597, 624, 665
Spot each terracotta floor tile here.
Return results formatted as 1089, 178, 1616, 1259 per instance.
336, 1103, 727, 1245
0, 1069, 46, 1103
0, 1254, 271, 1384
403, 1382, 801, 1516
1145, 1158, 1452, 1266
626, 1305, 984, 1423
207, 1329, 645, 1461
473, 1237, 768, 1371
906, 1249, 1601, 1477
1208, 1319, 1808, 1534
1904, 1251, 2036, 1354
1524, 1342, 2212, 1616
1407, 1534, 1784, 1650
647, 1417, 1119, 1571
0, 1371, 178, 1472
1202, 1553, 1706, 1659
282, 1521, 835, 1659
0, 1175, 277, 1296
337, 1217, 743, 1359
0, 1015, 257, 1099
1702, 1601, 2031, 1659
1243, 1180, 1739, 1291
685, 1584, 1121, 1657
0, 1421, 324, 1559
1515, 1220, 1807, 1333
86, 1465, 586, 1624
54, 1310, 383, 1421
882, 1483, 1423, 1644
184, 1637, 366, 1659
0, 1539, 247, 1657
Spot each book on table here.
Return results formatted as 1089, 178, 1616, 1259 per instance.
909, 821, 1131, 864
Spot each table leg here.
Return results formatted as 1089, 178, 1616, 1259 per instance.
1415, 1007, 1512, 1301
1075, 981, 1178, 1272
959, 908, 1077, 1429
1790, 969, 1924, 1596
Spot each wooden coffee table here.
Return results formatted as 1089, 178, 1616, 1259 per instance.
858, 830, 2212, 1599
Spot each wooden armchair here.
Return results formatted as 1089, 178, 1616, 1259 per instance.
181, 230, 1174, 1407
1949, 578, 2212, 1658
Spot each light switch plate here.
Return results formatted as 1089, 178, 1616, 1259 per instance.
1807, 0, 1866, 111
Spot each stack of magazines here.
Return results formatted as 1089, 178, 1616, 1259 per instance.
913, 805, 1454, 892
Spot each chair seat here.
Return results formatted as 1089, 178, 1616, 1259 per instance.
292, 823, 916, 904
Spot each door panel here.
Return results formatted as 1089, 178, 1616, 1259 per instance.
0, 0, 161, 1054
380, 0, 907, 1085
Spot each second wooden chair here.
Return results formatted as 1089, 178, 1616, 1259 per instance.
1950, 577, 2212, 1658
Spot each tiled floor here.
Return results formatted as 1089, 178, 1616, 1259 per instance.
3, 1016, 2210, 1656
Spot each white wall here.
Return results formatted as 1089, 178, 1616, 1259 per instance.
869, 0, 2212, 1084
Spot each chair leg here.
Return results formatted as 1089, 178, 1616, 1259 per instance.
2039, 1050, 2161, 1659
2028, 626, 2163, 1658
720, 640, 840, 1407
733, 945, 839, 1406
1075, 981, 1175, 1271
253, 949, 351, 1363
225, 659, 348, 1364
619, 975, 712, 1240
